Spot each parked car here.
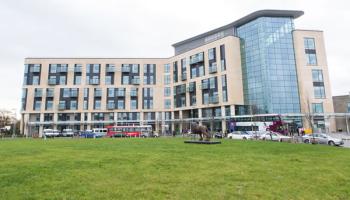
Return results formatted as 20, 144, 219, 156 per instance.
214, 132, 223, 139
79, 130, 104, 138
260, 132, 291, 142
302, 133, 344, 146
141, 132, 159, 138
227, 131, 253, 140
61, 129, 74, 137
43, 129, 60, 137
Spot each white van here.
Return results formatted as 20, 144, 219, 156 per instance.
43, 129, 60, 137
62, 129, 74, 137
92, 128, 107, 136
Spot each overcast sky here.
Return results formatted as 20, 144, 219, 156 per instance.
0, 0, 349, 112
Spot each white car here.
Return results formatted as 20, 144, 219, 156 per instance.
302, 133, 344, 146
62, 129, 74, 137
43, 129, 60, 137
260, 132, 291, 142
227, 131, 253, 140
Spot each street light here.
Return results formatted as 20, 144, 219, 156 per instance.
11, 108, 17, 138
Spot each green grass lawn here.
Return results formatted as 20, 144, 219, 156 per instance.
0, 138, 349, 200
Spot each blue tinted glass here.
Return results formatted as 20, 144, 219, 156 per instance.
237, 17, 301, 114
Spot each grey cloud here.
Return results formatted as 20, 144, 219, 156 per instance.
0, 0, 349, 111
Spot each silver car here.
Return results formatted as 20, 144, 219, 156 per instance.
302, 133, 344, 146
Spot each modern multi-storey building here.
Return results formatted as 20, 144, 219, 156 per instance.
20, 9, 335, 136
333, 95, 350, 132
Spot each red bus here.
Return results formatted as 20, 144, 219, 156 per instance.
106, 125, 152, 137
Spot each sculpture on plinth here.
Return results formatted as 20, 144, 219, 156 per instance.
190, 122, 211, 141
184, 122, 221, 144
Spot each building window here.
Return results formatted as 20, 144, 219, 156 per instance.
312, 69, 323, 82
143, 64, 156, 85
220, 44, 226, 71
74, 75, 81, 85
164, 99, 171, 109
225, 106, 231, 117
164, 87, 171, 97
107, 100, 115, 109
348, 102, 350, 113
304, 38, 316, 49
59, 76, 66, 85
32, 76, 40, 85
70, 100, 77, 110
94, 100, 101, 110
304, 38, 317, 65
208, 48, 215, 60
164, 75, 171, 85
142, 88, 153, 109
132, 64, 139, 73
190, 52, 204, 78
83, 100, 88, 110
221, 75, 228, 102
44, 113, 53, 122
130, 99, 137, 110
93, 64, 100, 73
46, 100, 53, 110
203, 93, 209, 105
62, 88, 69, 97
314, 86, 326, 99
34, 101, 41, 111
312, 103, 324, 113
173, 61, 178, 83
164, 64, 170, 73
108, 88, 115, 97
105, 75, 112, 85
84, 88, 89, 98
122, 76, 129, 85
117, 100, 125, 109
312, 69, 326, 99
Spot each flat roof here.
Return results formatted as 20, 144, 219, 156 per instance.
172, 9, 304, 47
25, 57, 169, 60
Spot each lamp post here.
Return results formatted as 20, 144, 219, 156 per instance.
11, 109, 17, 138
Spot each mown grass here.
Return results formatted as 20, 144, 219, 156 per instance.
0, 138, 349, 200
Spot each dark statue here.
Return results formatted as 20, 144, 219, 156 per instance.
190, 122, 211, 141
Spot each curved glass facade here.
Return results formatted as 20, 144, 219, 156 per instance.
237, 17, 301, 114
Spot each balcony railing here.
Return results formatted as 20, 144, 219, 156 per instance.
210, 95, 219, 104
59, 65, 68, 73
122, 66, 131, 72
89, 79, 100, 85
48, 79, 56, 85
117, 90, 125, 97
34, 92, 42, 98
94, 91, 102, 97
106, 66, 116, 72
70, 90, 78, 97
188, 84, 195, 92
107, 102, 115, 110
131, 77, 140, 85
32, 66, 41, 73
178, 86, 186, 94
190, 53, 204, 64
201, 82, 209, 90
58, 102, 66, 110
209, 63, 217, 73
46, 91, 54, 97
74, 66, 82, 73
